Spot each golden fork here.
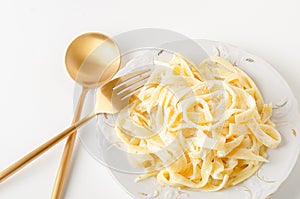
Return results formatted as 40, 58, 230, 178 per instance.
0, 69, 151, 183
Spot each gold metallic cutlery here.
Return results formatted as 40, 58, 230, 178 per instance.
51, 32, 120, 199
0, 69, 150, 184
0, 32, 120, 184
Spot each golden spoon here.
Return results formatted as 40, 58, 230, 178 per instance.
0, 33, 121, 187
51, 32, 120, 199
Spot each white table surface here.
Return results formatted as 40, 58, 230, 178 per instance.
0, 0, 299, 198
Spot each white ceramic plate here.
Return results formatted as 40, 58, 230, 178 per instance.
77, 40, 300, 199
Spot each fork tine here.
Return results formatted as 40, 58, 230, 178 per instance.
114, 73, 151, 94
119, 82, 145, 100
114, 68, 151, 89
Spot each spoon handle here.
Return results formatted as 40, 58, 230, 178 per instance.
0, 112, 96, 183
51, 87, 88, 199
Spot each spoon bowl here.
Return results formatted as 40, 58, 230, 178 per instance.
65, 32, 121, 88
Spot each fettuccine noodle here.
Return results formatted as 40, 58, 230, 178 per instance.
115, 55, 281, 191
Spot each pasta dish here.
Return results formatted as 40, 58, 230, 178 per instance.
115, 55, 281, 191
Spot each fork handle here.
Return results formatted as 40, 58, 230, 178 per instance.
0, 113, 96, 183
